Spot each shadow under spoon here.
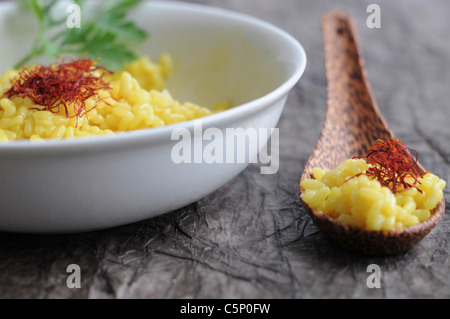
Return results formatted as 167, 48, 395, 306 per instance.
299, 12, 445, 256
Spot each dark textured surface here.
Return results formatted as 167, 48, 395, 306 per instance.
1, 0, 450, 298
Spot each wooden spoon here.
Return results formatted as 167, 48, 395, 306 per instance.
299, 12, 445, 256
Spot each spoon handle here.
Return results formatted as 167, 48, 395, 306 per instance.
303, 12, 394, 178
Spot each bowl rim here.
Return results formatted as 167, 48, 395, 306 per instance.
0, 0, 307, 154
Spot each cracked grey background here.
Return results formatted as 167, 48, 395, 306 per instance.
0, 0, 449, 298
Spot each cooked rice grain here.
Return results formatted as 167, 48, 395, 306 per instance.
300, 159, 446, 231
0, 55, 226, 142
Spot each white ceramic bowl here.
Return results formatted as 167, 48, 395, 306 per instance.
0, 1, 306, 233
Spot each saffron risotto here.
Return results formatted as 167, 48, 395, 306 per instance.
0, 55, 228, 142
300, 159, 446, 231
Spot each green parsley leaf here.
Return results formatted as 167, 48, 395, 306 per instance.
74, 30, 136, 70
103, 0, 141, 13
38, 33, 61, 57
15, 0, 149, 71
29, 0, 45, 22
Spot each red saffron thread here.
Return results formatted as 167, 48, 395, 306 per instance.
4, 58, 111, 123
353, 138, 424, 194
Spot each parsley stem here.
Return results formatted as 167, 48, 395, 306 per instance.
14, 47, 44, 69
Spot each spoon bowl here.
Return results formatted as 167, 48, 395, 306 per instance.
299, 12, 445, 255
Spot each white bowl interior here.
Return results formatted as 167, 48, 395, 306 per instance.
0, 1, 303, 110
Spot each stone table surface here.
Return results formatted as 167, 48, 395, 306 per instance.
0, 0, 449, 299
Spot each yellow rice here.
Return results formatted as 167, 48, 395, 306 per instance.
300, 159, 446, 231
0, 54, 227, 142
